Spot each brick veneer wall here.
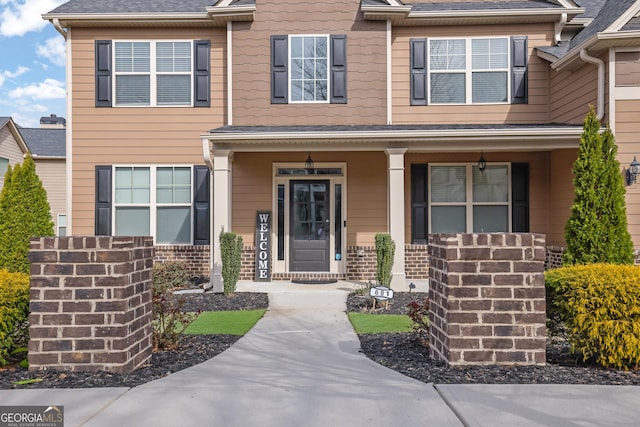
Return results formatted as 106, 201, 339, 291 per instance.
406, 244, 428, 279
346, 246, 376, 281
154, 245, 210, 278
28, 236, 154, 373
428, 233, 546, 366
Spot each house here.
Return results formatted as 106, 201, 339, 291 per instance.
0, 115, 67, 236
42, 0, 640, 291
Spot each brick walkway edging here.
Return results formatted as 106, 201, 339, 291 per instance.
28, 236, 154, 373
428, 233, 546, 366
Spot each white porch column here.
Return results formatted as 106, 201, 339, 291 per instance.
386, 148, 407, 289
211, 150, 232, 293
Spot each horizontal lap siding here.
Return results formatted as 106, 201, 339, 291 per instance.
616, 100, 640, 248
392, 24, 554, 124
0, 127, 25, 190
231, 152, 386, 247
549, 149, 576, 246
34, 160, 66, 232
231, 0, 387, 126
69, 27, 226, 235
616, 52, 640, 86
404, 152, 551, 243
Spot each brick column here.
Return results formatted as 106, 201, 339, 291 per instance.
28, 236, 154, 373
429, 233, 546, 366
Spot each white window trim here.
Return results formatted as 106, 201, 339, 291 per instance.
288, 34, 331, 104
112, 165, 194, 245
57, 214, 67, 237
428, 36, 511, 105
113, 40, 194, 107
428, 163, 512, 233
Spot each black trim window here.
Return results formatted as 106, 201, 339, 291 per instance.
271, 34, 347, 104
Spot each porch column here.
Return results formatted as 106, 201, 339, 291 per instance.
211, 149, 232, 293
386, 148, 406, 289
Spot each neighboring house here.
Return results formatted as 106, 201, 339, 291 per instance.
0, 115, 67, 236
19, 115, 68, 236
42, 0, 640, 290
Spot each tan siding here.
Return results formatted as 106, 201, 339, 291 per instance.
69, 26, 226, 235
548, 149, 576, 246
232, 0, 387, 126
392, 24, 554, 124
34, 160, 67, 232
0, 126, 26, 190
616, 51, 640, 86
616, 100, 640, 249
404, 152, 550, 242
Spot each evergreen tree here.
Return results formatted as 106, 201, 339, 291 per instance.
0, 155, 54, 273
563, 108, 634, 265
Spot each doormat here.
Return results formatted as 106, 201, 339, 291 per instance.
291, 279, 338, 285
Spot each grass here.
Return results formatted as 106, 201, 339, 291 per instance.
184, 309, 266, 335
347, 312, 412, 334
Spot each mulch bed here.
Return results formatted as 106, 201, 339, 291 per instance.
2, 290, 640, 389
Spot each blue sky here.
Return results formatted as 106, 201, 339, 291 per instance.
0, 0, 66, 128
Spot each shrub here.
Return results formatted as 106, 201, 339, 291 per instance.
0, 155, 54, 274
220, 231, 243, 296
545, 264, 640, 369
152, 276, 200, 351
375, 233, 395, 287
0, 270, 30, 365
152, 261, 190, 291
406, 298, 430, 347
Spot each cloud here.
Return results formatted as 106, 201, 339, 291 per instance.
9, 78, 64, 100
0, 0, 66, 37
0, 65, 29, 87
36, 36, 65, 67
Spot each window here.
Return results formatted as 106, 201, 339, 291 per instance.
271, 34, 347, 104
57, 214, 67, 237
0, 157, 8, 177
114, 41, 192, 106
114, 166, 192, 244
429, 37, 509, 104
430, 164, 510, 233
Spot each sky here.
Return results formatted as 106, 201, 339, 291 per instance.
0, 0, 67, 128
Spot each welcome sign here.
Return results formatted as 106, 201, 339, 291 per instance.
255, 211, 271, 281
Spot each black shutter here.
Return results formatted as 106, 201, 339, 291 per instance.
193, 165, 211, 245
410, 38, 428, 106
511, 163, 529, 232
95, 166, 112, 235
411, 164, 428, 243
194, 40, 211, 107
271, 35, 288, 104
95, 40, 112, 107
330, 35, 347, 104
511, 36, 528, 104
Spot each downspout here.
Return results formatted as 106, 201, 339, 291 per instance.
51, 18, 67, 40
580, 48, 605, 120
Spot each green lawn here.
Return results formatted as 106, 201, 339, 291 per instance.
347, 312, 412, 334
184, 309, 266, 335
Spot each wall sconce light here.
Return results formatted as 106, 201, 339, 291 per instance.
305, 152, 314, 171
477, 152, 487, 173
627, 156, 640, 186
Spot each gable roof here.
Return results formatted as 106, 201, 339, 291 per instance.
19, 128, 66, 159
0, 117, 29, 155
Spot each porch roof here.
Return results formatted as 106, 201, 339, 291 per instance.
203, 123, 584, 153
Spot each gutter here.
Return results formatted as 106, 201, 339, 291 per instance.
51, 18, 67, 40
579, 49, 605, 120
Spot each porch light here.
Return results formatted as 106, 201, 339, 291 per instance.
305, 152, 314, 171
477, 152, 487, 173
627, 156, 640, 186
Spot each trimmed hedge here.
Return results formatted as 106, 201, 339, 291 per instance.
152, 261, 189, 291
375, 233, 395, 287
0, 269, 30, 365
545, 264, 640, 370
220, 231, 243, 296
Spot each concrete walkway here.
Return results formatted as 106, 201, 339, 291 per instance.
2, 281, 640, 426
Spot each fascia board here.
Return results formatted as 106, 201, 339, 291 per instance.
31, 155, 65, 160
552, 31, 640, 70
5, 120, 30, 154
406, 8, 584, 20
536, 49, 561, 63
609, 1, 640, 32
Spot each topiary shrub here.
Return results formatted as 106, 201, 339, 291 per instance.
0, 269, 30, 365
0, 155, 54, 274
152, 261, 190, 290
220, 231, 243, 296
545, 263, 640, 370
375, 233, 395, 287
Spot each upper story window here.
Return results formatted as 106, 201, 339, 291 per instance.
430, 38, 509, 104
114, 41, 192, 106
410, 36, 528, 106
95, 39, 211, 108
271, 34, 347, 104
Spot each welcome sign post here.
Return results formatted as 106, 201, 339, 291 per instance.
255, 211, 272, 281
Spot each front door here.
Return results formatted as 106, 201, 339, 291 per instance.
290, 180, 330, 271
